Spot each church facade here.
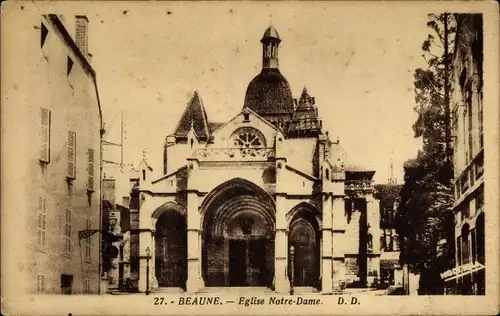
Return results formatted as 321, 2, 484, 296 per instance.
132, 26, 381, 294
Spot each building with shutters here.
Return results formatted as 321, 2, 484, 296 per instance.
374, 184, 404, 288
444, 13, 485, 295
1, 14, 102, 296
130, 26, 381, 294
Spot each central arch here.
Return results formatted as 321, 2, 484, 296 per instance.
201, 178, 275, 287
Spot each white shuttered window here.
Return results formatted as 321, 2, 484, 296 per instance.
85, 219, 92, 259
39, 108, 51, 162
87, 149, 95, 191
37, 197, 47, 248
64, 209, 72, 253
67, 132, 76, 179
36, 274, 45, 293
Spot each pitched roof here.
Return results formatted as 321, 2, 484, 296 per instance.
172, 91, 210, 139
330, 141, 375, 173
208, 122, 224, 134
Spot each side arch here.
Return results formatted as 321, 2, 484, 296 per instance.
286, 201, 322, 229
152, 202, 187, 289
151, 201, 187, 228
287, 201, 321, 288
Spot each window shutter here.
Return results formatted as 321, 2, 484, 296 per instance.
85, 219, 91, 258
37, 275, 42, 293
42, 198, 46, 246
38, 275, 45, 292
67, 132, 76, 179
65, 209, 72, 252
87, 149, 95, 191
37, 196, 47, 247
39, 108, 51, 163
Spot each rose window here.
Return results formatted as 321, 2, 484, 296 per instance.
231, 128, 265, 148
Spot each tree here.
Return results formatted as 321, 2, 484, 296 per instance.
395, 13, 457, 295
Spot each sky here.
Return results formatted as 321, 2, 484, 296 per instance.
28, 1, 436, 184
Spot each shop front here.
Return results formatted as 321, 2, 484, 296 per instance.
442, 261, 485, 295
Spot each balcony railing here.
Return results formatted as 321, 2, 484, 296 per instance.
345, 179, 373, 191
195, 147, 275, 161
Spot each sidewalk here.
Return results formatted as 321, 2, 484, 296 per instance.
106, 286, 391, 296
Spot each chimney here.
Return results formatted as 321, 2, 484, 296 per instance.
75, 15, 89, 57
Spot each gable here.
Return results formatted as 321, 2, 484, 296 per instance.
210, 108, 282, 148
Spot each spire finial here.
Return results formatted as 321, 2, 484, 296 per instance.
301, 86, 308, 97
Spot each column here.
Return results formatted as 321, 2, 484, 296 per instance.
150, 231, 157, 290
198, 231, 204, 287
186, 191, 202, 293
274, 194, 289, 293
332, 196, 346, 291
138, 229, 153, 293
321, 194, 333, 294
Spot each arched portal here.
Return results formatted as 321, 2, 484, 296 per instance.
155, 211, 187, 288
288, 205, 320, 288
201, 178, 275, 287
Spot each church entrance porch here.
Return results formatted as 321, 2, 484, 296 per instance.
288, 204, 321, 289
201, 179, 276, 288
155, 211, 187, 289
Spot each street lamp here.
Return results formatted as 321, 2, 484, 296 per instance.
289, 245, 295, 295
145, 246, 151, 295
109, 217, 117, 233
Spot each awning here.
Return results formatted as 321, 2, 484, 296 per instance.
441, 262, 485, 282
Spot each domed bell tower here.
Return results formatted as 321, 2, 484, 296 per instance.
261, 26, 281, 69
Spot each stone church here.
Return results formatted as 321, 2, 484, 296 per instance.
131, 26, 381, 294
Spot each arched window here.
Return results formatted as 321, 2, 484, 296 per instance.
230, 127, 266, 148
326, 169, 330, 180
142, 169, 146, 181
190, 138, 194, 148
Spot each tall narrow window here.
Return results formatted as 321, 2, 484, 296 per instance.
40, 108, 51, 163
85, 219, 92, 259
36, 274, 45, 293
467, 87, 473, 161
478, 92, 483, 148
67, 132, 76, 179
471, 230, 477, 263
37, 196, 47, 248
463, 109, 468, 165
87, 149, 95, 191
64, 209, 72, 253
